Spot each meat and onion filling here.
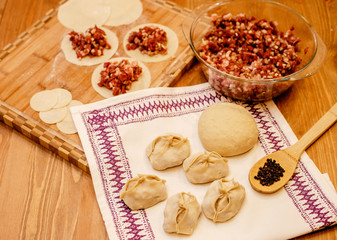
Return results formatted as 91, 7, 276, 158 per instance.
199, 13, 303, 80
69, 25, 111, 59
126, 26, 168, 56
98, 59, 143, 96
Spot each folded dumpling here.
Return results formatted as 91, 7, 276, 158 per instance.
183, 151, 229, 184
146, 134, 191, 170
202, 178, 245, 222
120, 174, 167, 210
163, 192, 201, 235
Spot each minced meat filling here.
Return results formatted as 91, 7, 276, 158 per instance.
69, 25, 111, 59
98, 59, 142, 96
126, 26, 168, 56
199, 13, 302, 79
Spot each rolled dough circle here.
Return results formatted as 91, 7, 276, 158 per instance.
30, 90, 58, 112
57, 0, 111, 32
52, 88, 72, 108
198, 102, 259, 156
103, 0, 143, 26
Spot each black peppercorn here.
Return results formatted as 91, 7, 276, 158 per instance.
254, 158, 285, 186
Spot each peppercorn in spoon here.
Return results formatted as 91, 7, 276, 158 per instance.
249, 103, 337, 194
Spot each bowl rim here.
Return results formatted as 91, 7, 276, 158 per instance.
188, 0, 318, 84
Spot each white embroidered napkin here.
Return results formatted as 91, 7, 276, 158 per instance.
71, 83, 337, 240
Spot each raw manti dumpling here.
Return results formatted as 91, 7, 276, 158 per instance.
163, 192, 201, 235
146, 134, 191, 170
202, 178, 245, 222
183, 151, 229, 184
120, 174, 167, 210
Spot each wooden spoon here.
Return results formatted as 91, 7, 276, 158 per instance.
249, 103, 337, 194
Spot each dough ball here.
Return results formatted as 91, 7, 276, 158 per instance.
198, 102, 258, 156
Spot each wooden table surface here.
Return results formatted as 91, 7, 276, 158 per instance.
0, 0, 336, 239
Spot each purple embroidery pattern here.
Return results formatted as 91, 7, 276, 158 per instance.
81, 85, 336, 239
286, 162, 337, 230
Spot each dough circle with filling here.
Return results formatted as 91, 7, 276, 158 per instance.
123, 23, 179, 63
198, 102, 259, 156
61, 27, 118, 66
91, 57, 151, 98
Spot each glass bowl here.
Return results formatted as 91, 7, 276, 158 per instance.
183, 0, 327, 102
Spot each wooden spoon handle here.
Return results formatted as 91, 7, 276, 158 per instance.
286, 102, 337, 160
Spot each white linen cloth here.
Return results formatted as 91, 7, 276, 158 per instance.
71, 83, 337, 240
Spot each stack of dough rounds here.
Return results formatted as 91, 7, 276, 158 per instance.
35, 88, 72, 125
56, 100, 83, 134
198, 102, 259, 156
30, 88, 83, 134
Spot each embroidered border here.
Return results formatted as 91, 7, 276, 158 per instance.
285, 161, 337, 230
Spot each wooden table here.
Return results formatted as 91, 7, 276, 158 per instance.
0, 0, 336, 239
